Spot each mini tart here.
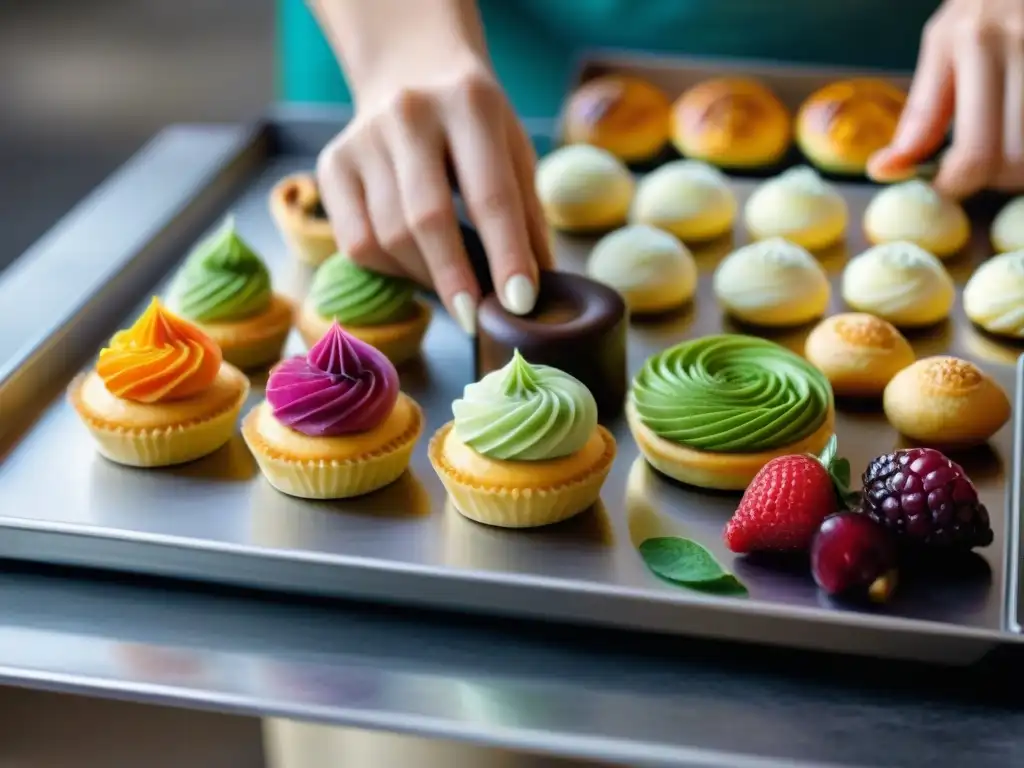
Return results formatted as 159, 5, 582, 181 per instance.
863, 180, 969, 259
883, 356, 1010, 449
69, 363, 249, 468
805, 313, 915, 397
195, 293, 294, 370
991, 196, 1024, 253
297, 298, 432, 366
963, 250, 1024, 338
535, 144, 635, 232
670, 77, 792, 169
243, 394, 422, 500
429, 421, 616, 528
626, 399, 835, 491
796, 78, 906, 175
744, 166, 847, 251
269, 173, 337, 266
561, 75, 671, 163
630, 159, 737, 242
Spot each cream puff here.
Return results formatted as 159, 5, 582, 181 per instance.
586, 224, 697, 314
990, 195, 1024, 253
535, 144, 635, 233
841, 241, 954, 328
630, 159, 737, 242
713, 237, 830, 327
670, 77, 792, 169
883, 356, 1011, 448
863, 180, 970, 259
963, 250, 1024, 338
796, 78, 907, 175
805, 313, 915, 398
561, 74, 671, 163
743, 166, 848, 250
269, 173, 337, 266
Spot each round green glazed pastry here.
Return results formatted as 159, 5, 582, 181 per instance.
452, 350, 598, 461
168, 219, 272, 323
631, 335, 833, 453
310, 253, 417, 326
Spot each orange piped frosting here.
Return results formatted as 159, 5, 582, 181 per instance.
97, 298, 223, 403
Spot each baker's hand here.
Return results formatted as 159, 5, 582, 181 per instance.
316, 47, 551, 337
868, 0, 1024, 198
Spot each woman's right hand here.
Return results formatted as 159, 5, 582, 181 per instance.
311, 0, 552, 337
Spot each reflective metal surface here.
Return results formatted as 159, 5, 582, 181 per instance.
0, 106, 1020, 663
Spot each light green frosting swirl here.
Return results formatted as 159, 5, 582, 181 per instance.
168, 219, 271, 322
452, 350, 598, 461
631, 335, 832, 453
310, 253, 416, 326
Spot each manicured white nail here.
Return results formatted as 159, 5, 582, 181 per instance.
451, 291, 477, 336
502, 274, 537, 315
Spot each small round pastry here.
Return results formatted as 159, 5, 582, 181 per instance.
990, 196, 1024, 253
243, 322, 422, 499
166, 218, 293, 370
299, 253, 431, 366
841, 241, 954, 328
713, 237, 830, 327
586, 224, 697, 314
561, 75, 671, 163
743, 166, 848, 250
429, 351, 616, 528
670, 77, 792, 169
535, 145, 634, 232
269, 173, 337, 266
68, 298, 249, 468
862, 180, 970, 259
883, 356, 1011, 449
630, 160, 737, 242
476, 271, 627, 419
963, 250, 1024, 338
628, 335, 835, 491
796, 78, 907, 175
804, 313, 915, 397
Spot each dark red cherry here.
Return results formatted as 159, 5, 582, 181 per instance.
811, 512, 899, 603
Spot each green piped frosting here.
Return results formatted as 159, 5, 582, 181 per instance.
452, 350, 598, 461
631, 335, 833, 453
310, 253, 416, 326
168, 219, 272, 322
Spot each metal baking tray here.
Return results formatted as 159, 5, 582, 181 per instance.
0, 56, 1021, 664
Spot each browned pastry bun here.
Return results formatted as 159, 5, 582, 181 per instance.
561, 75, 672, 163
796, 78, 907, 175
670, 77, 792, 169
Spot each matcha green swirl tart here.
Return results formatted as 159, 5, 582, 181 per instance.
627, 334, 835, 490
430, 351, 616, 528
167, 218, 293, 369
298, 253, 431, 366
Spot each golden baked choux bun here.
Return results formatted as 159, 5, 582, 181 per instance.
561, 75, 671, 163
863, 180, 970, 259
671, 77, 792, 169
990, 195, 1024, 253
963, 250, 1024, 338
744, 166, 848, 250
535, 144, 635, 233
883, 357, 1011, 448
796, 78, 906, 175
805, 313, 915, 398
631, 159, 736, 242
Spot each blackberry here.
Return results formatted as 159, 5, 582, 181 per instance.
860, 447, 993, 549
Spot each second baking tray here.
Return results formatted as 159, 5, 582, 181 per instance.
0, 102, 1021, 664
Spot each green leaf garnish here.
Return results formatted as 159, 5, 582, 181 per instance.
638, 537, 748, 596
814, 435, 859, 509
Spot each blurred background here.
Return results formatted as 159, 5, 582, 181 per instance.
0, 0, 275, 275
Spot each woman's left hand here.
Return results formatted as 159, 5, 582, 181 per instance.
868, 0, 1024, 197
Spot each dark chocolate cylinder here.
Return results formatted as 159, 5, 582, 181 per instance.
475, 271, 628, 420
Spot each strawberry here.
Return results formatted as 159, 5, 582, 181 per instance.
724, 435, 855, 554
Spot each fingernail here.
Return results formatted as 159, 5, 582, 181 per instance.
501, 274, 537, 316
451, 291, 477, 336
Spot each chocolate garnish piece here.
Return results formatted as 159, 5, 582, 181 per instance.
475, 271, 627, 420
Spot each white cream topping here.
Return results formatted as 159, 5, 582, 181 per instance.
863, 180, 968, 244
963, 250, 1024, 337
744, 166, 847, 235
991, 196, 1024, 252
587, 224, 697, 296
713, 237, 829, 313
632, 160, 737, 222
535, 144, 634, 206
842, 241, 954, 320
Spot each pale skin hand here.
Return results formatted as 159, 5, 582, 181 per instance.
869, 0, 1024, 198
308, 0, 552, 337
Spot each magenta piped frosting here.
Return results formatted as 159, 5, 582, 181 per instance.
266, 322, 400, 437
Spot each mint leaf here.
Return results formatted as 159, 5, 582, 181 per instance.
638, 537, 747, 596
815, 435, 858, 510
